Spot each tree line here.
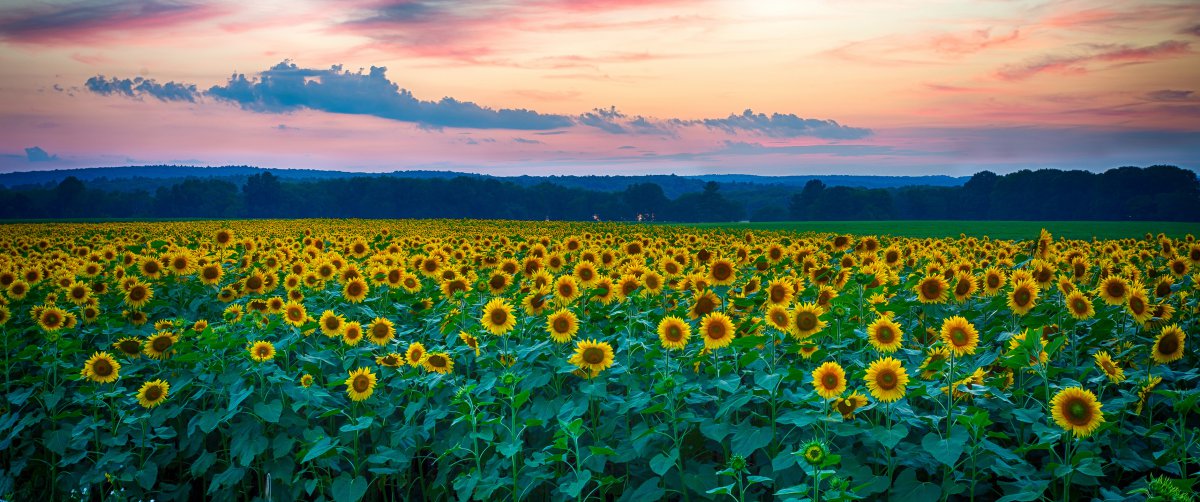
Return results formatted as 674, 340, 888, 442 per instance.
0, 165, 1195, 221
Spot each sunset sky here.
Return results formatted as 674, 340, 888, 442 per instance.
0, 0, 1197, 175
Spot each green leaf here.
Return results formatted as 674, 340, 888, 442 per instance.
588, 446, 616, 457
921, 426, 967, 467
561, 470, 592, 498
301, 436, 336, 463
650, 449, 678, 476
339, 416, 374, 433
498, 439, 522, 458
618, 477, 665, 502
252, 400, 282, 423
874, 424, 908, 449
892, 468, 940, 500
136, 465, 157, 490
707, 483, 735, 495
513, 389, 531, 410
731, 419, 772, 456
331, 473, 368, 502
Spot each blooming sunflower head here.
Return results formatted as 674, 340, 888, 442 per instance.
345, 367, 377, 402
1050, 386, 1104, 438
546, 309, 579, 344
940, 316, 979, 356
812, 361, 846, 400
248, 341, 276, 362
864, 356, 909, 403
1152, 325, 1186, 364
481, 298, 517, 335
569, 339, 614, 374
657, 316, 690, 351
866, 315, 903, 353
422, 352, 454, 374
82, 351, 120, 383
136, 379, 170, 409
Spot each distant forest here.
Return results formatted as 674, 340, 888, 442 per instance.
0, 165, 1196, 221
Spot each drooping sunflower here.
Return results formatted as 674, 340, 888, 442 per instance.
1093, 351, 1125, 383
376, 352, 403, 368
788, 302, 826, 340
282, 301, 308, 327
113, 337, 143, 358
811, 361, 846, 400
699, 311, 735, 350
143, 330, 179, 359
248, 341, 276, 362
765, 305, 791, 332
569, 339, 615, 374
459, 331, 480, 357
707, 258, 737, 286
481, 298, 516, 335
37, 306, 68, 332
864, 356, 909, 403
319, 310, 345, 337
1050, 387, 1104, 438
422, 352, 454, 374
914, 275, 949, 304
1152, 324, 1186, 364
919, 346, 950, 379
345, 367, 378, 402
367, 317, 396, 346
940, 316, 979, 356
688, 290, 721, 319
1065, 290, 1095, 320
1135, 376, 1163, 415
1096, 276, 1129, 305
657, 316, 691, 350
1007, 330, 1049, 368
406, 342, 427, 366
833, 391, 869, 420
545, 309, 579, 344
343, 278, 369, 303
1007, 279, 1039, 316
1126, 286, 1152, 325
136, 379, 170, 409
951, 272, 976, 302
866, 315, 904, 353
82, 351, 120, 383
343, 321, 364, 346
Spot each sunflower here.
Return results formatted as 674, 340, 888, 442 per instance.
282, 301, 307, 327
765, 305, 791, 332
481, 298, 516, 335
1096, 276, 1129, 305
699, 312, 735, 350
367, 317, 396, 346
1093, 351, 1125, 383
707, 258, 737, 286
319, 310, 345, 337
248, 341, 276, 362
545, 309, 579, 344
687, 290, 721, 319
343, 321, 364, 346
6, 280, 29, 300
866, 315, 903, 353
343, 278, 369, 303
143, 330, 179, 359
553, 275, 581, 305
1050, 387, 1104, 438
914, 275, 949, 304
765, 278, 794, 306
980, 267, 1006, 296
657, 316, 691, 350
136, 379, 170, 409
422, 352, 454, 374
82, 351, 120, 383
376, 352, 403, 368
113, 337, 142, 358
345, 367, 377, 402
591, 277, 617, 305
952, 272, 976, 302
1065, 290, 1095, 320
37, 306, 68, 332
812, 361, 846, 399
864, 356, 908, 402
1007, 279, 1039, 316
569, 339, 615, 374
406, 342, 427, 366
459, 331, 480, 356
920, 347, 950, 379
299, 374, 314, 388
940, 316, 979, 356
573, 261, 598, 286
833, 391, 869, 420
65, 281, 91, 305
1135, 376, 1163, 415
788, 302, 826, 340
800, 440, 827, 466
1006, 330, 1048, 367
797, 343, 819, 359
1152, 325, 1186, 364
1126, 286, 1152, 324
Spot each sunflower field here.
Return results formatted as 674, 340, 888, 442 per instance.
0, 220, 1196, 501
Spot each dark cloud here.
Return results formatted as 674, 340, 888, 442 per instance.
717, 141, 928, 157
25, 146, 57, 162
1183, 24, 1200, 37
1144, 89, 1194, 101
576, 107, 674, 135
0, 0, 218, 44
997, 40, 1191, 80
688, 110, 872, 139
205, 61, 573, 130
513, 137, 543, 144
85, 75, 200, 102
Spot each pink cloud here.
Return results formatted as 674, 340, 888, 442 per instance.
995, 40, 1191, 80
0, 0, 230, 46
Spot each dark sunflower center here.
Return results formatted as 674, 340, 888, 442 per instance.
951, 329, 967, 345
770, 286, 786, 302
93, 359, 113, 376
876, 327, 894, 343
955, 281, 970, 295
347, 283, 363, 296
151, 336, 172, 352
119, 341, 140, 354
129, 287, 146, 301
490, 309, 508, 326
1072, 299, 1088, 312
289, 308, 303, 321
1101, 361, 1116, 374
1106, 282, 1124, 298
1129, 297, 1144, 314
1066, 400, 1089, 425
144, 386, 163, 401
877, 371, 896, 390
353, 375, 370, 392
695, 297, 715, 315
582, 347, 605, 365
822, 374, 838, 389
325, 317, 340, 330
43, 312, 60, 325
1158, 334, 1179, 355
346, 328, 360, 339
580, 268, 593, 281
796, 312, 817, 331
257, 346, 271, 357
772, 312, 788, 326
203, 267, 219, 279
713, 263, 732, 280
553, 317, 571, 333
372, 324, 389, 338
1015, 289, 1030, 305
173, 258, 187, 270
987, 276, 999, 288
922, 280, 941, 298
429, 355, 446, 367
559, 284, 574, 297
706, 322, 726, 339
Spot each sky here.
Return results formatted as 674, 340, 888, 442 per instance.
0, 0, 1197, 176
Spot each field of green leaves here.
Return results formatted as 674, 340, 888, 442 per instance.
0, 220, 1195, 501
